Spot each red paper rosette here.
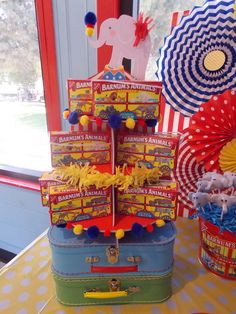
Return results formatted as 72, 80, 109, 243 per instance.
186, 90, 236, 171
174, 130, 205, 217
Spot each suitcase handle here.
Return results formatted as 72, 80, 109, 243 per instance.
84, 290, 128, 299
91, 265, 138, 273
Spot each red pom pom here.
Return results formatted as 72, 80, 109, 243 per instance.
104, 229, 111, 237
66, 222, 73, 230
96, 117, 102, 126
146, 224, 154, 233
138, 118, 145, 126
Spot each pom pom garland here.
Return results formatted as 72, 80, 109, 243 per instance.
104, 229, 111, 237
68, 111, 79, 124
80, 115, 89, 126
115, 229, 125, 239
126, 117, 136, 129
63, 108, 69, 120
108, 113, 122, 129
87, 225, 100, 239
131, 223, 144, 237
156, 219, 165, 228
137, 118, 146, 127
57, 223, 66, 228
73, 224, 83, 235
146, 224, 154, 233
146, 119, 157, 127
95, 117, 103, 126
66, 222, 73, 230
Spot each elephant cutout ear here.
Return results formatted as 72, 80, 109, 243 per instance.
117, 15, 136, 45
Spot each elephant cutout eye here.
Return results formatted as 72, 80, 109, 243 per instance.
109, 26, 112, 29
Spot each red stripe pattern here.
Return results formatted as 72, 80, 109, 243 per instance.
174, 131, 205, 217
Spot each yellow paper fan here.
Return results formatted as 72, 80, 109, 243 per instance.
219, 138, 236, 172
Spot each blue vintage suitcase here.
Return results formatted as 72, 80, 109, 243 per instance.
48, 221, 176, 277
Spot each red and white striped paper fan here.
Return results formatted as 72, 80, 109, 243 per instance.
174, 130, 206, 217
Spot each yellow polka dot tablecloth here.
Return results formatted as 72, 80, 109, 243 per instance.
0, 218, 235, 314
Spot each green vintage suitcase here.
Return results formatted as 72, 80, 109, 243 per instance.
53, 272, 172, 306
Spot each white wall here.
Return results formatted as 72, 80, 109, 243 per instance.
0, 184, 50, 254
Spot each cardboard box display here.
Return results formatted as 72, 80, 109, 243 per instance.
116, 133, 179, 177
39, 173, 62, 206
48, 186, 112, 225
68, 80, 92, 116
116, 182, 178, 221
92, 81, 162, 120
50, 131, 112, 167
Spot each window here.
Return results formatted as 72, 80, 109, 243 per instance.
139, 0, 204, 80
0, 0, 51, 173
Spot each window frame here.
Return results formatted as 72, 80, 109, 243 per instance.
0, 0, 61, 183
35, 0, 61, 132
0, 0, 132, 186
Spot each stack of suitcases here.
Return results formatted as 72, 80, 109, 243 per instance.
48, 220, 176, 305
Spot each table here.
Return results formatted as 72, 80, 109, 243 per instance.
0, 218, 235, 314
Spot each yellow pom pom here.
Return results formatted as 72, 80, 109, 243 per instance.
86, 27, 94, 37
63, 109, 69, 119
126, 117, 135, 129
80, 115, 89, 126
115, 229, 125, 239
155, 219, 165, 228
73, 224, 83, 235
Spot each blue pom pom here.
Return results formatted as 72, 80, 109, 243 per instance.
87, 225, 100, 239
108, 113, 122, 129
146, 119, 157, 127
68, 111, 79, 124
56, 223, 66, 228
84, 12, 97, 25
131, 223, 144, 237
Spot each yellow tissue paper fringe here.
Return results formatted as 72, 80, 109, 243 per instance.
51, 163, 162, 191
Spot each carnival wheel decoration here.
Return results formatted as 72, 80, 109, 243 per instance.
186, 90, 236, 171
157, 0, 236, 117
174, 130, 205, 217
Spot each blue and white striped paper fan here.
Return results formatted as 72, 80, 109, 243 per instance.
157, 0, 236, 117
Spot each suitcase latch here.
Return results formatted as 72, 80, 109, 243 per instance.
108, 278, 121, 291
106, 245, 119, 264
127, 256, 142, 263
86, 256, 100, 263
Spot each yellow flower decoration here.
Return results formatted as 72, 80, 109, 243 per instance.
219, 138, 236, 172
